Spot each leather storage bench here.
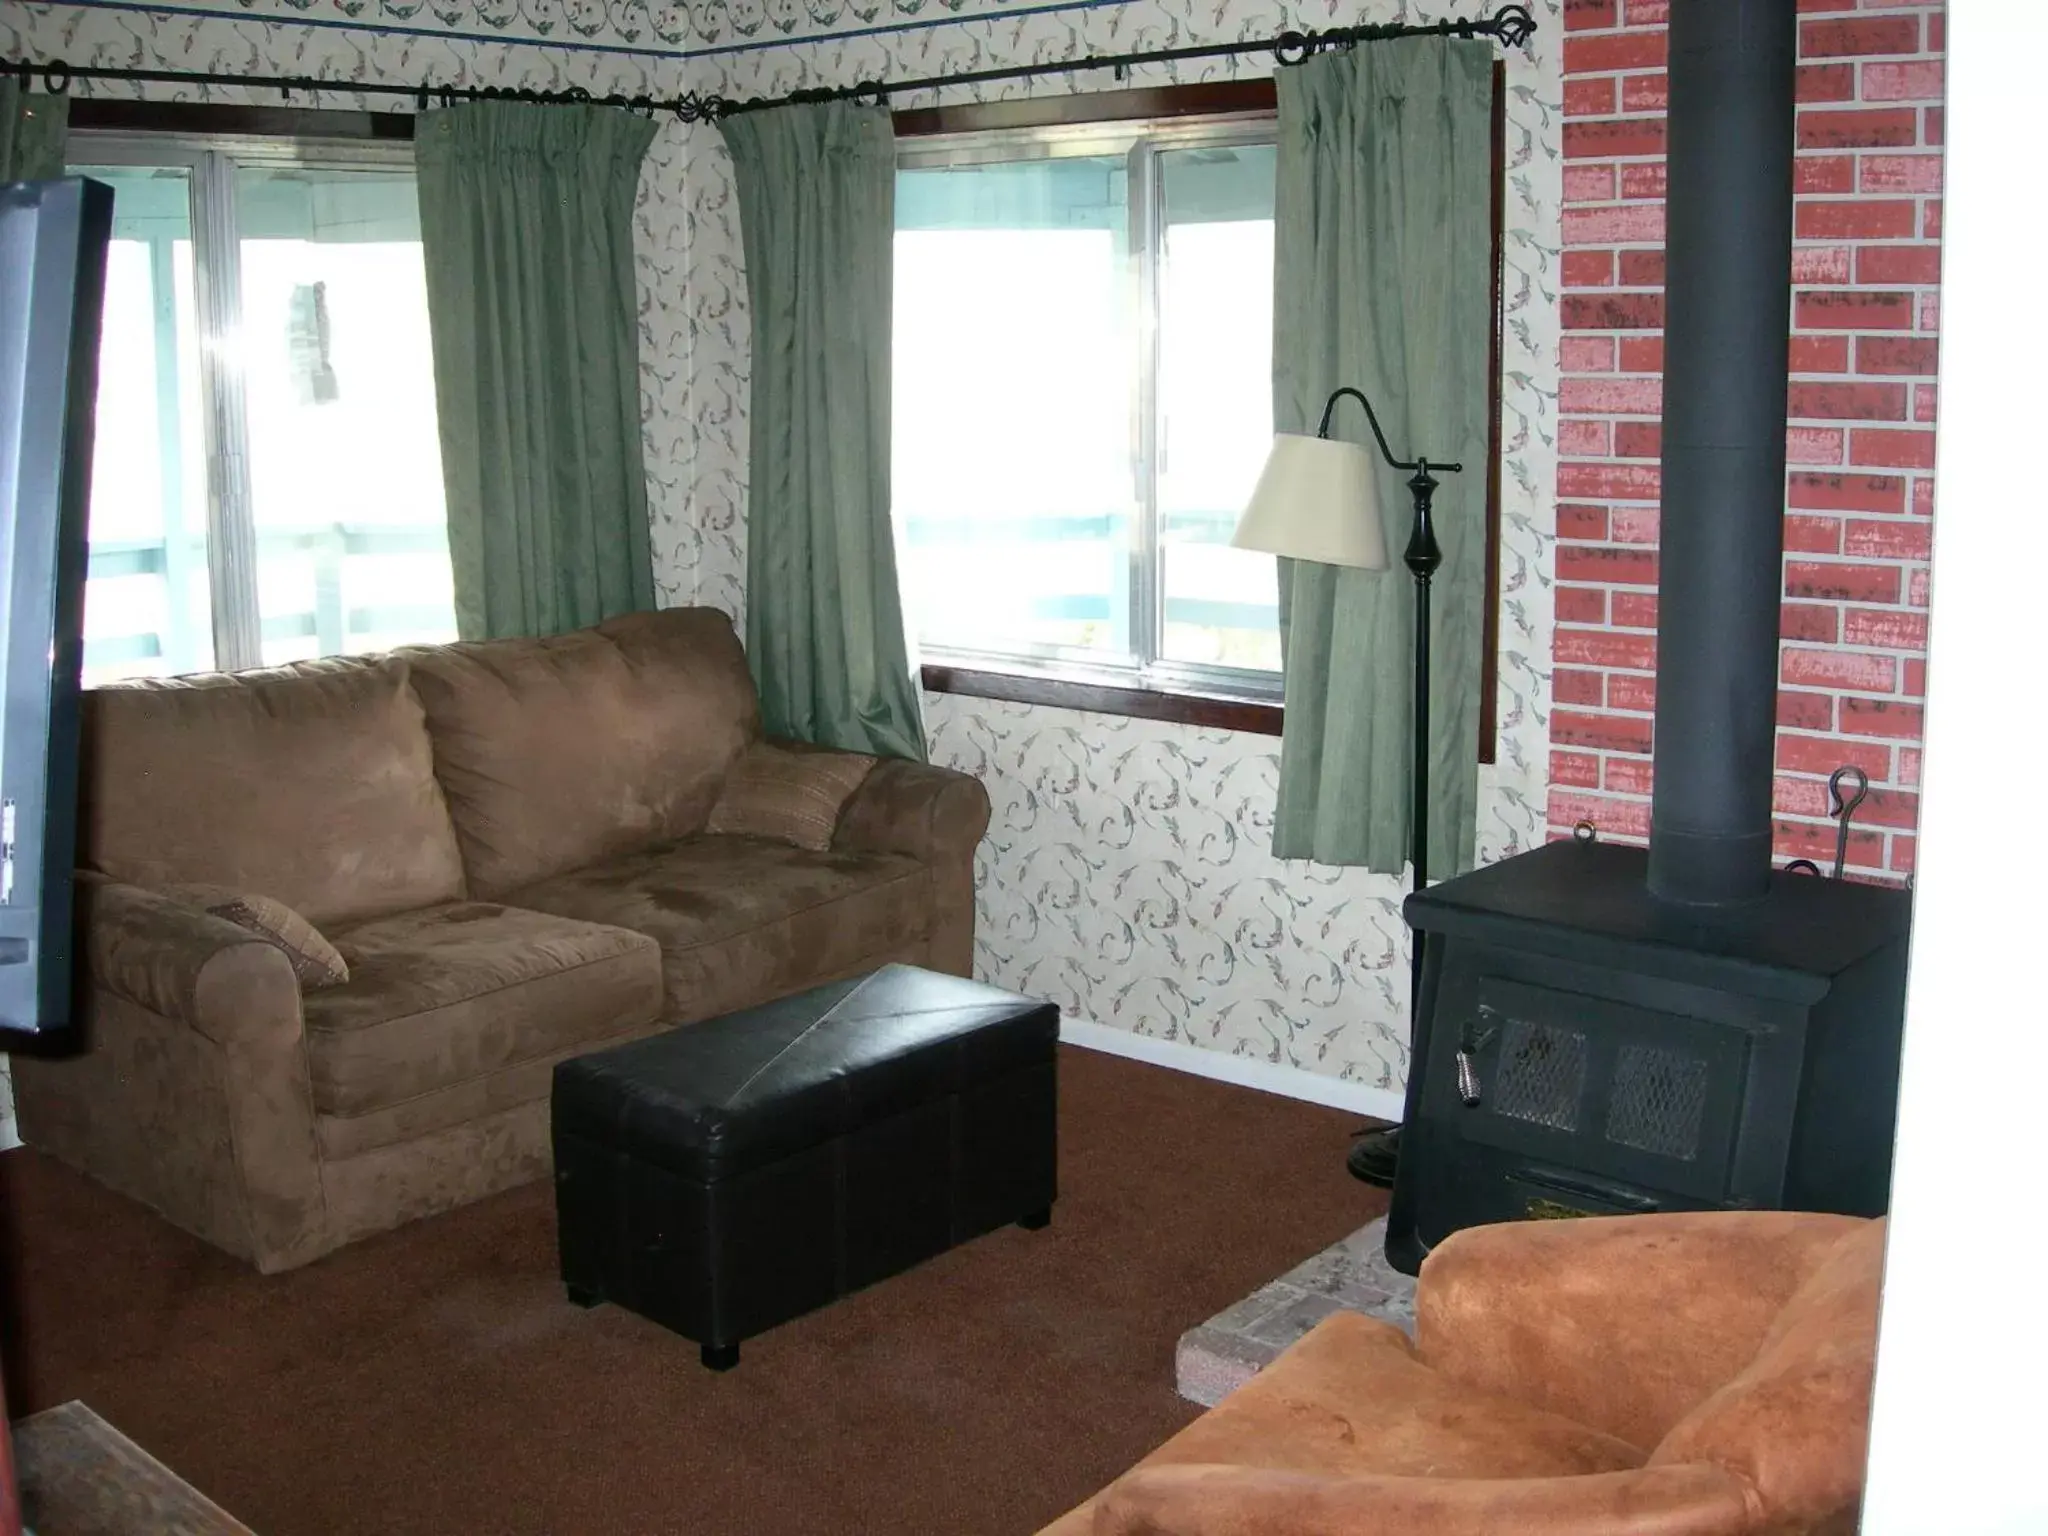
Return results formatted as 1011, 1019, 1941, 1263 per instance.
551, 963, 1059, 1369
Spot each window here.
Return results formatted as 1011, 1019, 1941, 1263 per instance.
893, 119, 1282, 705
68, 137, 455, 686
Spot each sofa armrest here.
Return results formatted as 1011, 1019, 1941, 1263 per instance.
82, 876, 304, 1043
1415, 1211, 1866, 1453
1091, 1463, 1755, 1536
833, 757, 991, 865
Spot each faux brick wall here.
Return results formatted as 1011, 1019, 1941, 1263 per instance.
1552, 0, 1943, 880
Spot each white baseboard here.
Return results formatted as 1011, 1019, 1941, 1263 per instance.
1058, 1016, 1406, 1122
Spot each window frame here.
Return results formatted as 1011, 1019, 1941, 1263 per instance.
69, 126, 436, 678
895, 79, 1505, 760
895, 110, 1289, 716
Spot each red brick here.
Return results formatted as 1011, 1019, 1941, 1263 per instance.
1622, 0, 1666, 24
1911, 476, 1934, 517
1619, 163, 1668, 200
1619, 337, 1665, 373
1773, 818, 1885, 869
1789, 335, 1850, 374
1787, 427, 1847, 465
1841, 697, 1924, 739
1565, 32, 1668, 74
1913, 384, 1936, 425
1552, 749, 1603, 789
1561, 336, 1617, 373
1903, 658, 1927, 698
1556, 501, 1610, 539
1786, 471, 1907, 513
1794, 156, 1855, 195
1787, 382, 1907, 422
1856, 336, 1939, 375
1863, 61, 1944, 102
1565, 204, 1667, 247
1554, 627, 1658, 670
1621, 73, 1668, 112
1564, 163, 1618, 203
1924, 199, 1942, 240
1566, 118, 1667, 159
1889, 834, 1916, 876
1857, 245, 1942, 285
1773, 775, 1831, 819
1897, 746, 1921, 788
1859, 155, 1943, 195
1851, 428, 1937, 469
1564, 250, 1616, 287
1776, 732, 1891, 781
1799, 15, 1919, 57
1908, 568, 1930, 607
1781, 647, 1897, 692
1612, 592, 1659, 630
1780, 603, 1841, 643
1560, 421, 1612, 459
1563, 0, 1618, 28
1929, 11, 1945, 52
1797, 108, 1918, 149
1795, 63, 1856, 104
1564, 76, 1619, 116
1796, 200, 1917, 240
1557, 585, 1608, 625
1557, 544, 1660, 584
1784, 514, 1843, 554
1843, 607, 1927, 650
1614, 422, 1661, 459
1778, 691, 1836, 731
1560, 376, 1662, 414
1549, 791, 1651, 842
1554, 669, 1607, 707
1844, 518, 1932, 560
1785, 561, 1901, 603
1796, 291, 1913, 331
1607, 674, 1657, 713
1553, 710, 1655, 754
1791, 246, 1851, 284
1604, 756, 1654, 796
1918, 291, 1939, 332
1618, 250, 1664, 285
1610, 507, 1660, 544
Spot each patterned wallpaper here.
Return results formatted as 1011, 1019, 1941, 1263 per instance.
677, 0, 1564, 1088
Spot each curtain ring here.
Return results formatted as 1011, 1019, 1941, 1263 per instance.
43, 60, 72, 95
1271, 31, 1312, 67
416, 80, 431, 111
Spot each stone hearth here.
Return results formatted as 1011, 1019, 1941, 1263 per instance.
1174, 1215, 1418, 1408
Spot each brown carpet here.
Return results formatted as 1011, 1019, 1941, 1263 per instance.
0, 1046, 1388, 1536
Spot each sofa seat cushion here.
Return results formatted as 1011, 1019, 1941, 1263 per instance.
506, 836, 933, 1022
305, 902, 663, 1120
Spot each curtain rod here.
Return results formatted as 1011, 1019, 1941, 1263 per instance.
6, 4, 1534, 124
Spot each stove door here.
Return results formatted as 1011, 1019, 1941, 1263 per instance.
1442, 975, 1752, 1204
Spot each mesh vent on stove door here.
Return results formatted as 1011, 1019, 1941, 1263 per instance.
1606, 1044, 1709, 1160
1491, 1019, 1588, 1131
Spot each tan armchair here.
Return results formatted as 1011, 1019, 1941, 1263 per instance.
1044, 1211, 1884, 1536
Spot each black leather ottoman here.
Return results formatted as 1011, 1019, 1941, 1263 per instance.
551, 963, 1059, 1370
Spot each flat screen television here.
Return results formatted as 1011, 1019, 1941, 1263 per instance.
0, 176, 112, 1040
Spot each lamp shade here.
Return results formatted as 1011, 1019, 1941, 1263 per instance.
1231, 433, 1390, 570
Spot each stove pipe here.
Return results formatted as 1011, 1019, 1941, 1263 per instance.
1646, 0, 1800, 907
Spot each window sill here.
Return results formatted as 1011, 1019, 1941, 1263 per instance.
919, 662, 1282, 736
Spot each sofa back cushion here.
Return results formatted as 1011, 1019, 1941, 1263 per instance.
402, 608, 760, 897
81, 656, 468, 927
1649, 1218, 1885, 1533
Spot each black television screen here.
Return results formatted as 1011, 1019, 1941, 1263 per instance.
0, 176, 112, 1039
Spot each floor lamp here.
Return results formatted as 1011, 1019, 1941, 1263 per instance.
1233, 385, 1463, 1187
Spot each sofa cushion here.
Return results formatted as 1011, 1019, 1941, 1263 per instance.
82, 656, 466, 927
705, 742, 877, 851
160, 884, 349, 989
305, 902, 663, 1119
401, 608, 760, 898
506, 836, 933, 1023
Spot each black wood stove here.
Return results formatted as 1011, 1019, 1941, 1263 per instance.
1383, 0, 1914, 1273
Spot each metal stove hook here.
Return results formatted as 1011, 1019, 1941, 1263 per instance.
1828, 765, 1869, 879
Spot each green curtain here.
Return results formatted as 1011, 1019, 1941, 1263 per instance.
719, 102, 927, 763
415, 101, 657, 640
1, 81, 68, 180
1271, 38, 1493, 878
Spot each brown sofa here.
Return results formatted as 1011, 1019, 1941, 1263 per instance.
1044, 1211, 1884, 1536
11, 608, 988, 1274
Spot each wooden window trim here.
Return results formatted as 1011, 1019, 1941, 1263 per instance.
69, 99, 415, 140
901, 72, 1508, 758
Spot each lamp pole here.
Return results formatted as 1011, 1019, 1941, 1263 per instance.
1312, 387, 1461, 1187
